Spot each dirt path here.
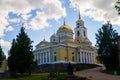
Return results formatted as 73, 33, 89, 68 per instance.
74, 67, 120, 80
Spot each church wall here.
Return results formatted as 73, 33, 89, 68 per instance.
51, 46, 76, 63
51, 47, 60, 62
59, 46, 76, 62
67, 48, 76, 62
59, 46, 67, 62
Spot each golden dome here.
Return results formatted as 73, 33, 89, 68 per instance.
57, 24, 73, 33
76, 19, 84, 26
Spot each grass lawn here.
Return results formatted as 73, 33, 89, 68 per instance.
0, 64, 97, 80
0, 73, 49, 80
0, 72, 89, 80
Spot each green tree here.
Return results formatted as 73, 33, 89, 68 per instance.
115, 0, 120, 14
8, 39, 17, 76
96, 23, 119, 70
16, 27, 34, 75
0, 46, 3, 67
8, 26, 34, 75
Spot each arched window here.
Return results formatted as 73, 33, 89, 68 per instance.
77, 23, 79, 28
53, 39, 55, 42
77, 31, 80, 36
83, 31, 86, 36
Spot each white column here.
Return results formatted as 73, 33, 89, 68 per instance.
89, 53, 91, 64
79, 52, 80, 62
88, 53, 90, 64
82, 52, 84, 63
38, 53, 40, 65
85, 52, 86, 63
76, 52, 79, 63
39, 53, 40, 64
44, 52, 46, 63
93, 53, 95, 64
90, 53, 93, 64
43, 52, 44, 64
46, 52, 47, 63
49, 51, 50, 63
83, 52, 85, 63
92, 53, 94, 64
87, 53, 89, 64
40, 53, 42, 64
78, 52, 79, 62
37, 53, 39, 64
86, 52, 88, 64
39, 53, 41, 64
80, 51, 83, 63
38, 53, 39, 65
86, 53, 88, 64
35, 53, 37, 61
77, 52, 79, 62
91, 53, 93, 64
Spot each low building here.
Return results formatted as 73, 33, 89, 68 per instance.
0, 53, 7, 73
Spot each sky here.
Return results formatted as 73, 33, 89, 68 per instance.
0, 0, 120, 57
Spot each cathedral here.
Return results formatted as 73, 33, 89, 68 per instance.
34, 12, 98, 65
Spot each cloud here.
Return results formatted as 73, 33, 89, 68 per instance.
0, 39, 11, 49
0, 0, 66, 48
1, 0, 66, 30
5, 26, 14, 32
70, 0, 120, 25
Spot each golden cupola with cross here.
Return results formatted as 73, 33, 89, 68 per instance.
56, 20, 74, 42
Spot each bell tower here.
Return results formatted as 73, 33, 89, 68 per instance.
74, 11, 87, 43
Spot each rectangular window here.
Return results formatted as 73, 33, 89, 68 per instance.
84, 31, 86, 36
54, 56, 57, 61
72, 52, 74, 62
72, 56, 74, 61
54, 52, 57, 61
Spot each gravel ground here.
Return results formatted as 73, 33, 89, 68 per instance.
74, 67, 120, 80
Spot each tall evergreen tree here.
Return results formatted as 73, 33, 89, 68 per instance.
96, 22, 119, 70
0, 46, 3, 67
8, 39, 17, 75
15, 27, 34, 74
8, 26, 34, 75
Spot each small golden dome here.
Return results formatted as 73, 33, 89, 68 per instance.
76, 19, 84, 26
57, 24, 73, 33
